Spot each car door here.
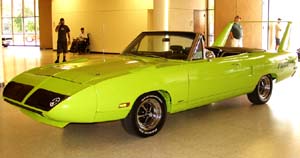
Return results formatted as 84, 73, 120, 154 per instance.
186, 52, 252, 109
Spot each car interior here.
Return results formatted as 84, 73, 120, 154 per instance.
206, 47, 266, 57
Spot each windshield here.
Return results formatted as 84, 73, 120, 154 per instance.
123, 32, 196, 60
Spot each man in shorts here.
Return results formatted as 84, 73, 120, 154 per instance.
55, 18, 70, 63
275, 18, 282, 50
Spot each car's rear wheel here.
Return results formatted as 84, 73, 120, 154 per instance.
121, 92, 166, 137
247, 75, 273, 104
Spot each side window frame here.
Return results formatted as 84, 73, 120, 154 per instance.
190, 35, 205, 61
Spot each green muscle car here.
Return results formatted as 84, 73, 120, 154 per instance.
2, 22, 297, 137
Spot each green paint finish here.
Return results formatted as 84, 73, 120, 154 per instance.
212, 22, 233, 47
278, 22, 292, 52
2, 25, 297, 128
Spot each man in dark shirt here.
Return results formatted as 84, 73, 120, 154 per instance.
230, 16, 243, 47
55, 18, 70, 63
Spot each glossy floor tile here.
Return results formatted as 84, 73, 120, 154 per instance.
0, 47, 300, 158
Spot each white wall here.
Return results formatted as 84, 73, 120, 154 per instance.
169, 0, 206, 31
52, 0, 208, 52
151, 0, 206, 31
52, 0, 153, 53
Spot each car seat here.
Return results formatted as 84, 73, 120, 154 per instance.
170, 45, 183, 54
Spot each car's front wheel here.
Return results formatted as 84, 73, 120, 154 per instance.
247, 75, 273, 104
122, 93, 166, 137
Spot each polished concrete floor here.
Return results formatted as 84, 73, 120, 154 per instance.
1, 47, 300, 158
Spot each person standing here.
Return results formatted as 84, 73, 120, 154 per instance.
55, 18, 70, 63
275, 18, 282, 50
230, 16, 243, 47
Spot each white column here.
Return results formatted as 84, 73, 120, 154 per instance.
153, 0, 169, 31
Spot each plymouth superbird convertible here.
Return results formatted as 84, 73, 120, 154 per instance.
2, 22, 297, 137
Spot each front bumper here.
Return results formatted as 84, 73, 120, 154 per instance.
21, 109, 69, 128
2, 71, 100, 126
4, 98, 69, 128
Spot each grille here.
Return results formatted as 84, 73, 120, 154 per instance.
4, 99, 43, 115
3, 82, 34, 102
25, 89, 69, 111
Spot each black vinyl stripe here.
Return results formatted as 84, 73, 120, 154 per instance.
3, 82, 34, 102
25, 89, 69, 111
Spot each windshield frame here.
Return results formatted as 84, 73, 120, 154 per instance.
123, 31, 198, 60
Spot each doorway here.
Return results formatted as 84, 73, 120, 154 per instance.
193, 0, 214, 46
194, 10, 206, 35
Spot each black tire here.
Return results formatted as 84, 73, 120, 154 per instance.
121, 92, 167, 137
247, 75, 273, 104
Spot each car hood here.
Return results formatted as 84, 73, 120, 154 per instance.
26, 55, 169, 84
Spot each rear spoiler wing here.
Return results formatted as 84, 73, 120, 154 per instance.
278, 21, 292, 52
212, 22, 233, 47
212, 21, 292, 51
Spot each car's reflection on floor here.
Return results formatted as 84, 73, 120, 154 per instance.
268, 72, 300, 138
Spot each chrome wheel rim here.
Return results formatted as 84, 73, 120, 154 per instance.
258, 76, 271, 100
136, 98, 162, 131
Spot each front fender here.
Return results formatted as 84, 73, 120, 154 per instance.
45, 86, 98, 123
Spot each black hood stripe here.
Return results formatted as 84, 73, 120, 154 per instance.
25, 89, 69, 111
3, 82, 34, 102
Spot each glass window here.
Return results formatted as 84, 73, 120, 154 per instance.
1, 0, 40, 46
192, 39, 204, 60
35, 0, 39, 16
2, 0, 12, 17
13, 0, 23, 17
24, 17, 35, 33
13, 17, 23, 33
2, 18, 12, 35
124, 33, 195, 60
24, 17, 35, 45
208, 0, 215, 9
137, 35, 194, 53
24, 0, 34, 17
13, 35, 24, 45
35, 17, 39, 34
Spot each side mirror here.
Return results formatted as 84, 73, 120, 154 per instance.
205, 51, 215, 62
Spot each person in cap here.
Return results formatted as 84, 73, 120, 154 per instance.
275, 18, 282, 50
55, 18, 70, 63
230, 16, 243, 47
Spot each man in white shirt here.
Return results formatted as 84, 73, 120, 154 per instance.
275, 18, 282, 50
77, 27, 88, 53
78, 27, 88, 41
